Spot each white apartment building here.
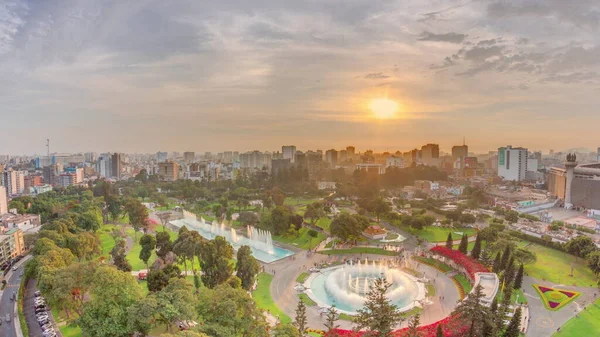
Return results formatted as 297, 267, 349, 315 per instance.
282, 145, 296, 164
498, 146, 528, 181
0, 186, 7, 215
386, 156, 405, 168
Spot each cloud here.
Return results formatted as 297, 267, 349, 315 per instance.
540, 72, 600, 84
418, 31, 467, 43
463, 45, 505, 62
487, 1, 600, 30
364, 72, 390, 79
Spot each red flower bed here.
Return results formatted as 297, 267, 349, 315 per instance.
326, 315, 469, 337
430, 246, 488, 279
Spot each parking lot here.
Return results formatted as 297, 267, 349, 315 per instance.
23, 279, 61, 337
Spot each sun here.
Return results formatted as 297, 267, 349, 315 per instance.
369, 98, 399, 119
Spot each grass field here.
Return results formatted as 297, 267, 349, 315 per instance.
413, 256, 454, 273
454, 274, 472, 293
296, 272, 310, 283
252, 273, 291, 324
518, 241, 598, 287
97, 224, 118, 259
318, 247, 399, 256
452, 240, 487, 252
426, 283, 436, 297
553, 297, 600, 336
415, 226, 476, 242
315, 217, 332, 232
299, 293, 317, 306
274, 227, 327, 250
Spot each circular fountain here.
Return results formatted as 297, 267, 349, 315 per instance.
304, 258, 426, 315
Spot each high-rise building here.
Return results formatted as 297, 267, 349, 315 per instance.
0, 186, 7, 215
282, 145, 296, 163
184, 152, 195, 164
59, 173, 77, 187
158, 161, 179, 181
223, 151, 233, 163
452, 144, 468, 169
325, 149, 338, 167
420, 144, 440, 166
597, 147, 600, 162
111, 153, 122, 179
346, 146, 356, 160
156, 152, 168, 163
497, 146, 528, 181
42, 165, 58, 185
96, 154, 111, 178
240, 151, 272, 170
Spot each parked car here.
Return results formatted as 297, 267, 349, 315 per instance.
34, 291, 41, 297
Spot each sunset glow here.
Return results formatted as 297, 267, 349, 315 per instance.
369, 99, 399, 119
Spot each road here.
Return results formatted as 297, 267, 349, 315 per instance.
0, 256, 31, 337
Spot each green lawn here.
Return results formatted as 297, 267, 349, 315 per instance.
554, 297, 600, 336
315, 217, 332, 232
97, 224, 118, 259
518, 241, 598, 287
339, 313, 354, 321
125, 228, 156, 271
298, 293, 317, 306
318, 247, 399, 256
296, 272, 310, 283
454, 274, 472, 293
59, 324, 82, 337
284, 197, 321, 207
414, 226, 476, 242
413, 256, 454, 273
274, 227, 327, 250
426, 283, 436, 297
252, 273, 291, 324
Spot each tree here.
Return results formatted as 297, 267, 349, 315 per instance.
304, 203, 326, 226
353, 278, 402, 337
504, 210, 519, 224
323, 306, 340, 335
79, 209, 103, 232
513, 264, 524, 289
156, 231, 173, 259
307, 229, 319, 247
410, 217, 426, 230
513, 248, 537, 265
269, 206, 292, 235
67, 232, 101, 262
236, 245, 260, 290
330, 213, 362, 242
370, 198, 391, 222
47, 261, 98, 320
459, 213, 476, 225
273, 324, 300, 337
565, 236, 597, 259
435, 324, 444, 337
452, 284, 492, 337
196, 285, 269, 337
295, 300, 308, 337
445, 233, 453, 249
147, 278, 196, 333
503, 257, 516, 285
111, 238, 132, 272
499, 246, 511, 272
160, 332, 209, 337
471, 234, 482, 260
106, 196, 122, 222
139, 234, 157, 269
77, 265, 143, 337
406, 313, 422, 337
125, 199, 150, 238
200, 236, 234, 288
458, 234, 469, 255
492, 252, 502, 273
9, 200, 26, 214
503, 307, 522, 337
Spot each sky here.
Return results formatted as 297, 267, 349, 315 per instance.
1, 0, 600, 155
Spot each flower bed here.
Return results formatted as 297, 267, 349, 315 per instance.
451, 274, 472, 300
532, 284, 581, 311
413, 256, 454, 273
430, 246, 488, 279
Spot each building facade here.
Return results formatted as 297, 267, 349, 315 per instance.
497, 146, 528, 181
158, 161, 179, 181
0, 186, 7, 215
0, 228, 25, 266
282, 146, 296, 164
548, 162, 600, 211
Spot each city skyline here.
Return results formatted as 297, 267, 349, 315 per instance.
2, 1, 600, 153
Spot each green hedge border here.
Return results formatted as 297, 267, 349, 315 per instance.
18, 273, 29, 337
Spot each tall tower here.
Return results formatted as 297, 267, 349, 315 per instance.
564, 153, 577, 209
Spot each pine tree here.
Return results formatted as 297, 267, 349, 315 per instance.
504, 257, 516, 285
353, 277, 403, 337
446, 233, 453, 249
324, 306, 340, 336
513, 264, 524, 289
499, 246, 511, 271
458, 234, 469, 255
492, 252, 502, 272
295, 300, 307, 337
503, 307, 522, 337
435, 324, 444, 337
471, 234, 482, 260
452, 284, 492, 337
406, 314, 422, 337
498, 281, 513, 331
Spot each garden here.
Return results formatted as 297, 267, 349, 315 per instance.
413, 226, 477, 242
